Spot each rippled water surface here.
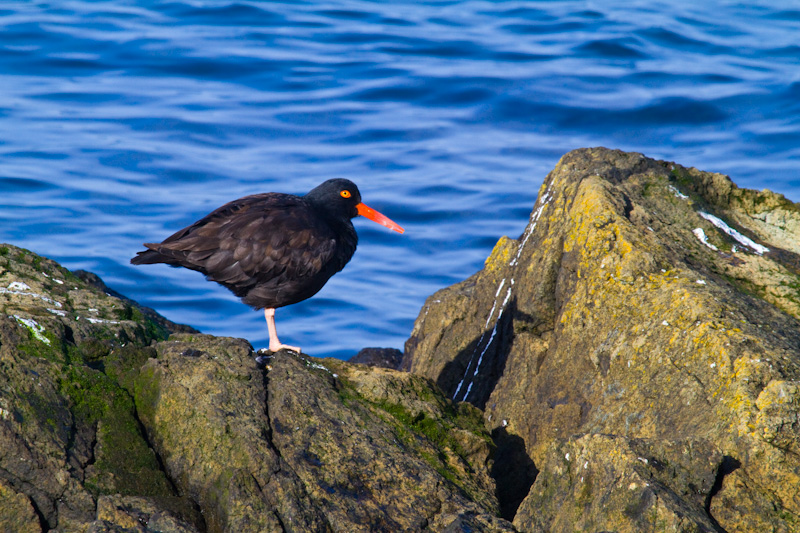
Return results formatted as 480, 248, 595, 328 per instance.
1, 1, 799, 358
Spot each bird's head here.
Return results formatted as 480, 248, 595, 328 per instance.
305, 178, 404, 233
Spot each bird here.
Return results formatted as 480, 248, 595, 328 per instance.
131, 178, 404, 353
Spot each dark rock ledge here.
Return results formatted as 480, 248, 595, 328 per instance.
2, 148, 800, 532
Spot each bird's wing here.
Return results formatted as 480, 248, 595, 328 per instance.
148, 193, 338, 288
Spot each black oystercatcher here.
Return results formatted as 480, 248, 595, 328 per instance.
131, 178, 404, 352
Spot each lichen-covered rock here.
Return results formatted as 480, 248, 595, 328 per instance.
134, 334, 512, 532
134, 334, 318, 533
403, 148, 800, 530
88, 495, 197, 533
514, 434, 723, 532
0, 244, 198, 531
12, 146, 800, 532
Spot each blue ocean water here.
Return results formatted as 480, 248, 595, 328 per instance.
1, 1, 798, 359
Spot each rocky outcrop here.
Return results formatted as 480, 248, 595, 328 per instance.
6, 147, 800, 532
135, 335, 510, 532
403, 148, 800, 531
0, 244, 509, 532
0, 243, 198, 532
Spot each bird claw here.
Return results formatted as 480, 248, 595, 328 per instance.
268, 343, 301, 354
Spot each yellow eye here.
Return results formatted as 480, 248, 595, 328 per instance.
340, 190, 351, 198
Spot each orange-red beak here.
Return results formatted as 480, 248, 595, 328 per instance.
356, 203, 404, 234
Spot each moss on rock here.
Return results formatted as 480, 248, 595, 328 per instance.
0, 244, 198, 530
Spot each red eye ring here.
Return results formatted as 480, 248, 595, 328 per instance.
340, 190, 351, 198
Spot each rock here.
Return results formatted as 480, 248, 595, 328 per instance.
514, 434, 723, 532
134, 334, 316, 532
349, 347, 404, 369
135, 335, 512, 532
0, 243, 197, 531
0, 242, 513, 532
88, 495, 196, 533
0, 478, 40, 533
73, 269, 198, 337
403, 148, 800, 531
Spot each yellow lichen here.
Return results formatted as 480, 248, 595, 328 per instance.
483, 236, 515, 272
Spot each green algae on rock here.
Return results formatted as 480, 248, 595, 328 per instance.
0, 244, 199, 531
403, 148, 800, 531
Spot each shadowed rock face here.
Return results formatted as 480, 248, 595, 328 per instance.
403, 148, 800, 531
0, 244, 510, 532
349, 346, 404, 369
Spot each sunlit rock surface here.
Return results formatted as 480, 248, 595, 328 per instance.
403, 147, 800, 531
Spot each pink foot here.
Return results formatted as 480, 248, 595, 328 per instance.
268, 340, 301, 353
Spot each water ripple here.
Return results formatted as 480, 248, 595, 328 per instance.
1, 0, 798, 357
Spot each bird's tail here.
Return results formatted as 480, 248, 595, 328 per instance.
130, 246, 174, 266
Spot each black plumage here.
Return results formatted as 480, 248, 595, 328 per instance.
131, 178, 403, 352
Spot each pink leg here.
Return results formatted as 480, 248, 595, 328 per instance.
264, 308, 300, 353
